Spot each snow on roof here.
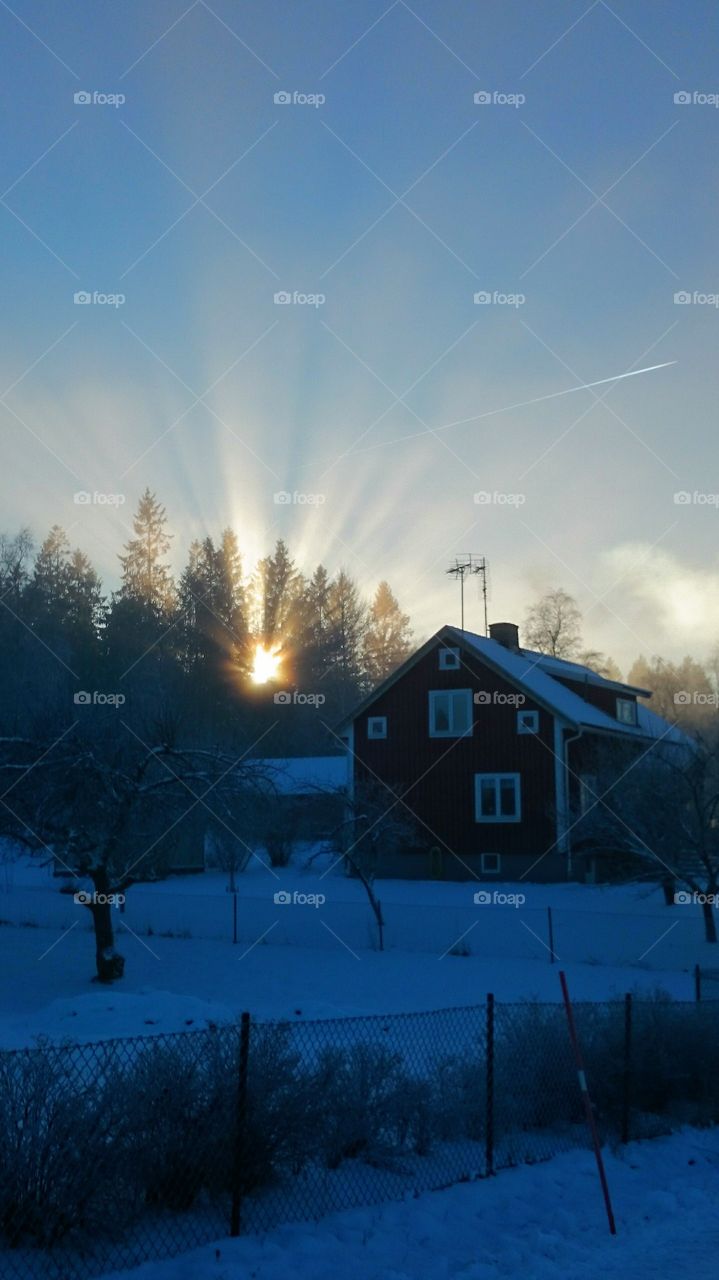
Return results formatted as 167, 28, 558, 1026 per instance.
452, 628, 686, 744
339, 625, 686, 747
521, 648, 650, 696
257, 757, 347, 795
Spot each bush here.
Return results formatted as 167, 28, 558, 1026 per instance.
0, 1046, 138, 1248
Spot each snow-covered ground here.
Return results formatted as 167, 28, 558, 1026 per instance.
99, 1128, 719, 1280
0, 917, 706, 1048
0, 851, 715, 1047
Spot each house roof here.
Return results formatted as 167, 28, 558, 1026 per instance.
258, 757, 347, 795
339, 625, 685, 746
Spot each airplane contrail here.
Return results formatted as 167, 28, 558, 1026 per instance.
353, 360, 677, 454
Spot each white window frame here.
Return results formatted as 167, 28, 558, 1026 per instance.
439, 647, 461, 671
517, 709, 539, 735
616, 697, 637, 726
429, 689, 473, 738
481, 852, 501, 874
367, 715, 387, 740
474, 773, 521, 823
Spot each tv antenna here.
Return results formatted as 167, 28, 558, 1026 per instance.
446, 555, 489, 634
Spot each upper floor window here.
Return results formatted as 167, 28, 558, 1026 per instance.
517, 709, 539, 735
367, 716, 387, 740
439, 647, 461, 671
616, 697, 637, 726
429, 689, 472, 738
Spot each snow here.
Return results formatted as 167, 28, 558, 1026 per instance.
0, 910, 708, 1048
97, 1127, 719, 1280
258, 756, 347, 794
456, 628, 684, 742
1, 853, 717, 1046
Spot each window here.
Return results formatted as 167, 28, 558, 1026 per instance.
367, 716, 387, 739
616, 697, 637, 726
439, 647, 460, 670
429, 689, 472, 738
481, 852, 501, 873
475, 773, 521, 822
517, 709, 539, 735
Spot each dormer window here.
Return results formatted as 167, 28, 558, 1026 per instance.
439, 647, 461, 671
616, 697, 637, 726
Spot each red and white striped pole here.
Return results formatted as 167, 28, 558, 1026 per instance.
559, 970, 617, 1235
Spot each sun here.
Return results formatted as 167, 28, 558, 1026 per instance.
250, 642, 282, 685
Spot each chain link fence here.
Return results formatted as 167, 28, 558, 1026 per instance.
2, 995, 719, 1278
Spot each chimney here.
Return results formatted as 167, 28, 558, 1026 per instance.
489, 621, 520, 651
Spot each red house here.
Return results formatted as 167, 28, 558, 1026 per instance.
338, 622, 679, 882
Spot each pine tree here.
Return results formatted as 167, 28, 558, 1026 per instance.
118, 489, 175, 618
107, 491, 176, 672
178, 531, 246, 672
253, 539, 304, 644
65, 548, 104, 662
363, 581, 412, 688
325, 569, 367, 710
26, 529, 104, 662
25, 526, 72, 631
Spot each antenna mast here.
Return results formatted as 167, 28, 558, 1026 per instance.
446, 555, 489, 633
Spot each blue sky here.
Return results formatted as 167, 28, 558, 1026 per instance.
1, 0, 717, 670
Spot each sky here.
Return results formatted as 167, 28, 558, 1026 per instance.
0, 0, 717, 674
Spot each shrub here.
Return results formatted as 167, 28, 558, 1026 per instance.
0, 1046, 138, 1248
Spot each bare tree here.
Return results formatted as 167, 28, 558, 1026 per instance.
0, 730, 269, 980
524, 588, 582, 658
324, 780, 419, 950
574, 731, 719, 942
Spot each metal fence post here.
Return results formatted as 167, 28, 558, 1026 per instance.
485, 993, 495, 1177
547, 907, 556, 964
232, 891, 238, 945
230, 1012, 251, 1237
695, 963, 701, 1002
621, 992, 632, 1144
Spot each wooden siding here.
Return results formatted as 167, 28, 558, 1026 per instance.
352, 640, 559, 876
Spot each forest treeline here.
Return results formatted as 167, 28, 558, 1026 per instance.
0, 489, 413, 753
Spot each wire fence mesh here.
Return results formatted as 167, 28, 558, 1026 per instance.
2, 994, 719, 1279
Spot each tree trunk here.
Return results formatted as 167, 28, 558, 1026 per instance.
90, 868, 125, 981
702, 890, 718, 944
